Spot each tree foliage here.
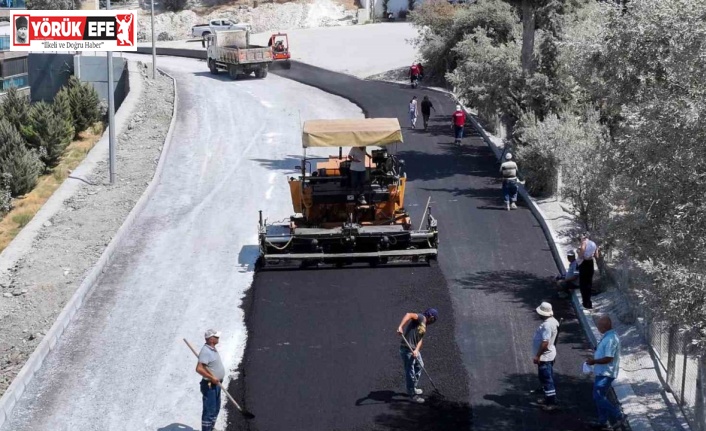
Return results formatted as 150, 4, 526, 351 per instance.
0, 87, 32, 139
0, 120, 43, 197
66, 76, 100, 138
26, 101, 74, 169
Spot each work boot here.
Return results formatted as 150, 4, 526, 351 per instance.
511, 202, 517, 209
506, 202, 511, 211
358, 195, 367, 205
411, 395, 425, 404
414, 388, 423, 395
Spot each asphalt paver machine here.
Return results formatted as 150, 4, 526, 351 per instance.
258, 118, 438, 268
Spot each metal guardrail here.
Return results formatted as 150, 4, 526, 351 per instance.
644, 319, 700, 427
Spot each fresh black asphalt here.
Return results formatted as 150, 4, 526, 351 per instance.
225, 62, 596, 431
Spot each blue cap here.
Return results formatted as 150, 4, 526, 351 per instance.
423, 308, 439, 321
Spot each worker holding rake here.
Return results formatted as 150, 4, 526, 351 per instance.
397, 308, 438, 404
196, 329, 226, 431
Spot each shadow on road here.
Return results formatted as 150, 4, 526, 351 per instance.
472, 372, 594, 431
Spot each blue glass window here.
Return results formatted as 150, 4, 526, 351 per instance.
1, 74, 29, 91
0, 0, 27, 7
0, 36, 10, 51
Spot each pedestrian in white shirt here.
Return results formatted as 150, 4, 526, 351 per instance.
577, 232, 600, 309
409, 96, 418, 128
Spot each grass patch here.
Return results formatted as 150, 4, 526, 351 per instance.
0, 123, 104, 253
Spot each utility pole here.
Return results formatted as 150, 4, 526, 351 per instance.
151, 0, 156, 78
106, 0, 116, 184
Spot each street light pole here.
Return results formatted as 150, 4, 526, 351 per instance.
151, 0, 156, 78
107, 0, 116, 184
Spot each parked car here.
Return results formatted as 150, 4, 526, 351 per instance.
191, 19, 250, 39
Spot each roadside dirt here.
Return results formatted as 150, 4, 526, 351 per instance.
0, 62, 175, 396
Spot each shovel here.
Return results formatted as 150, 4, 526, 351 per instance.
400, 334, 445, 399
183, 338, 255, 420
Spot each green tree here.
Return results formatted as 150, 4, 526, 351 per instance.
0, 120, 44, 197
25, 101, 74, 169
66, 76, 100, 138
0, 87, 32, 139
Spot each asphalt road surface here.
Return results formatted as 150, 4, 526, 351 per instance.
226, 62, 596, 431
0, 56, 363, 431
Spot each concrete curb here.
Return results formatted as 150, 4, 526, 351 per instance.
461, 103, 650, 431
0, 64, 178, 428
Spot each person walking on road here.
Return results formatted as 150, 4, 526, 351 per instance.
531, 302, 560, 411
586, 316, 626, 430
578, 232, 600, 309
409, 96, 418, 128
196, 329, 226, 431
556, 250, 580, 298
397, 308, 438, 404
420, 96, 436, 131
410, 63, 420, 88
451, 105, 465, 145
500, 153, 523, 210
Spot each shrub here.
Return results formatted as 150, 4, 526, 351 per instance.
66, 76, 100, 139
398, 9, 408, 20
0, 173, 12, 215
382, 0, 390, 17
407, 0, 415, 12
0, 120, 44, 197
162, 0, 187, 12
25, 101, 74, 169
52, 87, 74, 124
0, 87, 32, 139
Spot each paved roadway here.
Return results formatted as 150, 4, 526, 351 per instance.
226, 62, 597, 431
0, 56, 363, 431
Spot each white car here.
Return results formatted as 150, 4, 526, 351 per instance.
191, 19, 251, 39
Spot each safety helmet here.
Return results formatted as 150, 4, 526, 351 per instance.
505, 153, 513, 160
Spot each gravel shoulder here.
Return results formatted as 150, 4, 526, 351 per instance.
0, 63, 175, 396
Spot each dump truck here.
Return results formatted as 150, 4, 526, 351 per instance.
258, 118, 438, 268
205, 29, 273, 79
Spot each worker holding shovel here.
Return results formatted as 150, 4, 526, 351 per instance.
196, 329, 226, 431
397, 308, 439, 404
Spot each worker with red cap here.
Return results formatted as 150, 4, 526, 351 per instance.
397, 308, 439, 404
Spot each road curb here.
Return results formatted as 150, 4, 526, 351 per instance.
459, 102, 650, 431
0, 64, 178, 428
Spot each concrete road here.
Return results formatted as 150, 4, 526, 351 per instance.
0, 56, 362, 431
225, 62, 597, 431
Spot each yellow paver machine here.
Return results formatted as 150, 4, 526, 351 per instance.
257, 118, 438, 268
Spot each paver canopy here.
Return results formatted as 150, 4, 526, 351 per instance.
301, 118, 404, 148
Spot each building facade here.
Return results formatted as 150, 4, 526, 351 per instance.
0, 22, 30, 98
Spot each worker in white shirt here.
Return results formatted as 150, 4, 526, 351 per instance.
577, 232, 600, 309
348, 146, 370, 205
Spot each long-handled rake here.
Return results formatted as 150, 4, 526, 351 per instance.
400, 334, 445, 399
184, 339, 255, 420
